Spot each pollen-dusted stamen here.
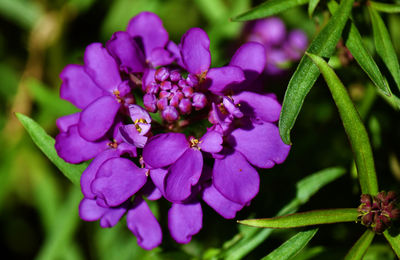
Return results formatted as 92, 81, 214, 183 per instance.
133, 118, 147, 133
218, 103, 228, 115
113, 89, 123, 103
107, 140, 119, 149
189, 137, 202, 149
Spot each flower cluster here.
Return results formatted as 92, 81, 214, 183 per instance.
244, 17, 308, 75
55, 12, 290, 250
358, 191, 400, 234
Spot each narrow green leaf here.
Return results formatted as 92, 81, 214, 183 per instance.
16, 113, 88, 185
262, 228, 319, 260
306, 52, 379, 195
343, 24, 390, 95
376, 82, 400, 111
369, 6, 400, 91
239, 208, 359, 228
279, 0, 355, 144
344, 229, 375, 260
384, 228, 400, 258
370, 1, 400, 13
328, 0, 390, 95
232, 0, 309, 22
221, 167, 345, 260
308, 0, 320, 17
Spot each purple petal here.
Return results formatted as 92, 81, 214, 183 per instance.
56, 113, 80, 133
79, 198, 108, 221
79, 198, 126, 228
78, 95, 120, 141
213, 149, 259, 205
127, 198, 162, 250
106, 31, 146, 74
149, 47, 175, 67
142, 68, 156, 92
206, 66, 245, 94
168, 201, 202, 244
199, 130, 223, 153
80, 149, 121, 198
141, 180, 162, 201
164, 149, 203, 202
92, 157, 147, 207
149, 168, 168, 195
119, 125, 148, 148
99, 206, 127, 228
202, 183, 244, 219
166, 40, 183, 67
129, 104, 152, 126
233, 91, 281, 123
55, 125, 108, 164
181, 28, 210, 75
60, 64, 106, 109
127, 12, 169, 60
229, 42, 265, 83
142, 133, 188, 168
228, 122, 290, 168
251, 17, 286, 46
84, 43, 121, 92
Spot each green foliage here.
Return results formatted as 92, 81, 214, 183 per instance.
218, 167, 345, 260
279, 0, 355, 144
16, 113, 87, 185
369, 6, 400, 91
238, 209, 359, 228
232, 0, 309, 21
384, 228, 400, 258
306, 52, 378, 195
344, 229, 375, 260
262, 228, 318, 260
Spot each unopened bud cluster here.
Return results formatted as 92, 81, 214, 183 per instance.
358, 191, 400, 233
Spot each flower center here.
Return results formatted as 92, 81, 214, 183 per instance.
189, 137, 202, 149
143, 67, 207, 123
133, 118, 147, 133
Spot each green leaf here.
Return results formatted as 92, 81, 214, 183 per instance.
384, 227, 400, 258
232, 0, 309, 22
238, 208, 359, 228
262, 228, 319, 260
279, 0, 355, 144
308, 0, 320, 17
327, 0, 389, 95
369, 6, 400, 91
306, 52, 379, 195
344, 229, 375, 260
16, 113, 88, 185
370, 1, 400, 13
220, 167, 345, 260
344, 24, 390, 95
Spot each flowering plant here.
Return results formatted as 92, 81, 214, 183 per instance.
9, 0, 400, 259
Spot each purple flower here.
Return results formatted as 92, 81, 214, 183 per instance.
143, 130, 223, 203
56, 11, 293, 250
140, 27, 246, 122
244, 17, 308, 75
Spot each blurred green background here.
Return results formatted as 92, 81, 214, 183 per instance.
0, 0, 399, 259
